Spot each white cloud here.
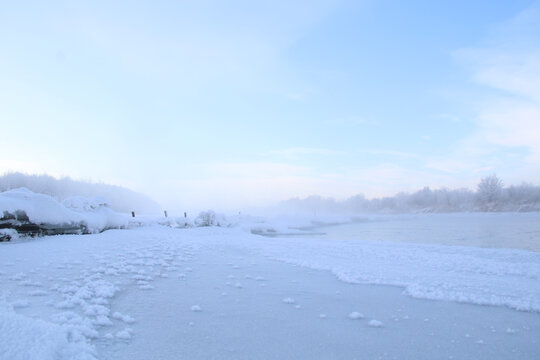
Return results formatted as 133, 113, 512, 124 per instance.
476, 99, 540, 163
450, 3, 540, 178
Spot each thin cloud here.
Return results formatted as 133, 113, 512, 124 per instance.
365, 149, 420, 159
269, 147, 345, 158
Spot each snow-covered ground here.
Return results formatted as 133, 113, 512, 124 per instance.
0, 188, 129, 235
1, 214, 539, 359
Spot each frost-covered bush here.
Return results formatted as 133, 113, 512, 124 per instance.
194, 210, 229, 227
195, 210, 217, 227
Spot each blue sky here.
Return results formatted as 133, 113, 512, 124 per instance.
1, 0, 539, 211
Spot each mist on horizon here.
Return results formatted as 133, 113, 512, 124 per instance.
1, 1, 539, 213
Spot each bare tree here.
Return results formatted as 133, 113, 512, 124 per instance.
477, 174, 503, 211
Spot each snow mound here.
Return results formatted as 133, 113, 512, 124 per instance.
1, 188, 84, 225
368, 320, 384, 328
348, 312, 364, 320
0, 188, 128, 235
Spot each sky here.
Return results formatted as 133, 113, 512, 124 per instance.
1, 0, 539, 212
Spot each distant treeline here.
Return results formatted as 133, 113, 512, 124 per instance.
0, 173, 161, 214
280, 175, 540, 214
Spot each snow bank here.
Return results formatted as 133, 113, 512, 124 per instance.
0, 188, 128, 234
62, 195, 127, 233
0, 301, 96, 360
1, 188, 85, 225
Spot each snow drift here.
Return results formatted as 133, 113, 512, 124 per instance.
0, 188, 128, 236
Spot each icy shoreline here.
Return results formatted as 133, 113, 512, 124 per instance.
1, 223, 539, 359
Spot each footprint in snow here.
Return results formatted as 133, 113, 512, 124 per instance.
28, 290, 48, 296
9, 273, 26, 281
12, 300, 30, 308
20, 280, 42, 287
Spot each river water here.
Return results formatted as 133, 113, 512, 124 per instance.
311, 212, 540, 252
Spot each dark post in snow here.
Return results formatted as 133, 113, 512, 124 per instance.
131, 211, 135, 218
164, 210, 168, 218
184, 212, 187, 227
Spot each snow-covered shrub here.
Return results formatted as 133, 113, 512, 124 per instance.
195, 210, 217, 227
194, 210, 230, 227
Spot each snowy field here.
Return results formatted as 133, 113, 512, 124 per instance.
1, 214, 540, 360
